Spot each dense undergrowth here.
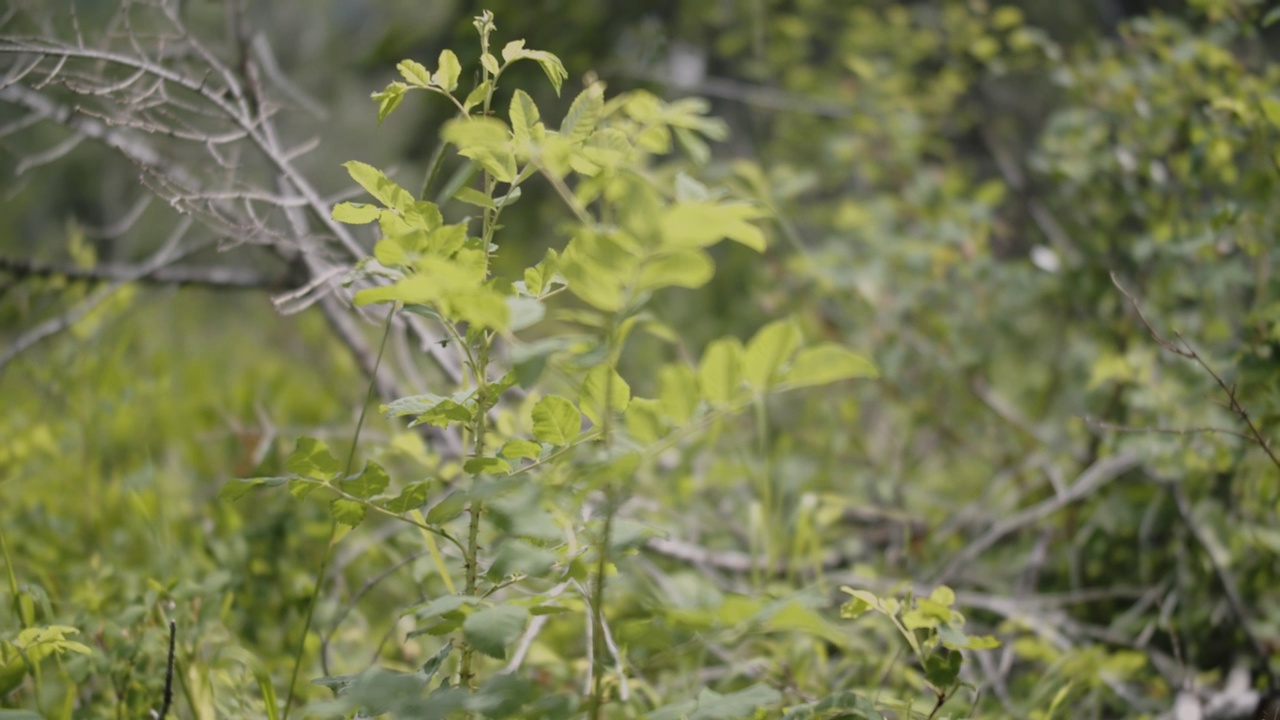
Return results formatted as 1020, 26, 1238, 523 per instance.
4, 1, 1280, 719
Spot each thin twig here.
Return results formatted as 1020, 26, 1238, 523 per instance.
1110, 272, 1280, 474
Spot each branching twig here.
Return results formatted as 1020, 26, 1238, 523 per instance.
1112, 272, 1280, 474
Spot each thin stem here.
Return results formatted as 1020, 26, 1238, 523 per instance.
589, 321, 619, 720
282, 306, 397, 720
753, 395, 775, 581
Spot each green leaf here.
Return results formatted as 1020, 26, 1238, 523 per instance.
343, 161, 415, 213
462, 81, 491, 113
397, 59, 433, 88
384, 393, 474, 427
660, 202, 768, 252
463, 604, 528, 659
531, 395, 581, 445
331, 498, 366, 528
698, 337, 744, 407
332, 202, 381, 224
744, 319, 801, 391
624, 397, 666, 444
433, 49, 461, 92
463, 457, 511, 475
509, 89, 540, 145
1264, 6, 1280, 26
579, 365, 631, 426
499, 438, 542, 461
425, 492, 467, 524
379, 482, 432, 512
924, 650, 962, 689
506, 296, 545, 332
453, 186, 496, 209
442, 117, 511, 152
406, 594, 479, 620
839, 595, 874, 620
499, 41, 567, 95
372, 82, 407, 124
486, 541, 556, 579
480, 52, 500, 76
781, 344, 879, 388
658, 363, 699, 422
219, 476, 290, 502
519, 249, 560, 297
650, 684, 782, 720
450, 288, 510, 331
404, 200, 444, 231
419, 641, 454, 681
340, 461, 390, 499
285, 437, 343, 478
638, 249, 715, 291
561, 83, 604, 144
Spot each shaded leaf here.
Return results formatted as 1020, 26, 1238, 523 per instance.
463, 604, 528, 659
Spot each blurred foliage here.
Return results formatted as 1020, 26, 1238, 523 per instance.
4, 0, 1280, 719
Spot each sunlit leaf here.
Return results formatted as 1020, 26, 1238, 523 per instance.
343, 161, 415, 213
332, 202, 381, 224
698, 337, 744, 407
781, 344, 878, 388
531, 395, 580, 445
433, 49, 461, 92
285, 437, 343, 478
743, 319, 800, 391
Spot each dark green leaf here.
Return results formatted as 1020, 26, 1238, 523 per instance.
331, 498, 366, 528
285, 437, 342, 478
379, 481, 432, 512
340, 460, 390, 499
463, 604, 528, 659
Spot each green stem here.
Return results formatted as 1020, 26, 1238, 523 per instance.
753, 396, 775, 582
589, 322, 619, 720
282, 306, 397, 720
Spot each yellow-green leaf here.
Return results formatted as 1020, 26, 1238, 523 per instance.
433, 49, 461, 92
658, 363, 699, 423
332, 202, 381, 224
638, 249, 715, 291
397, 59, 432, 88
782, 344, 878, 388
743, 319, 800, 391
343, 161, 415, 212
531, 395, 580, 445
698, 337, 744, 407
442, 117, 511, 152
579, 366, 631, 426
659, 202, 768, 252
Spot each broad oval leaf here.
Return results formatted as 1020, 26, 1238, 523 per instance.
698, 337, 744, 407
743, 319, 801, 391
463, 604, 529, 660
781, 344, 879, 388
531, 395, 580, 445
332, 202, 381, 224
433, 49, 461, 92
343, 161, 415, 213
